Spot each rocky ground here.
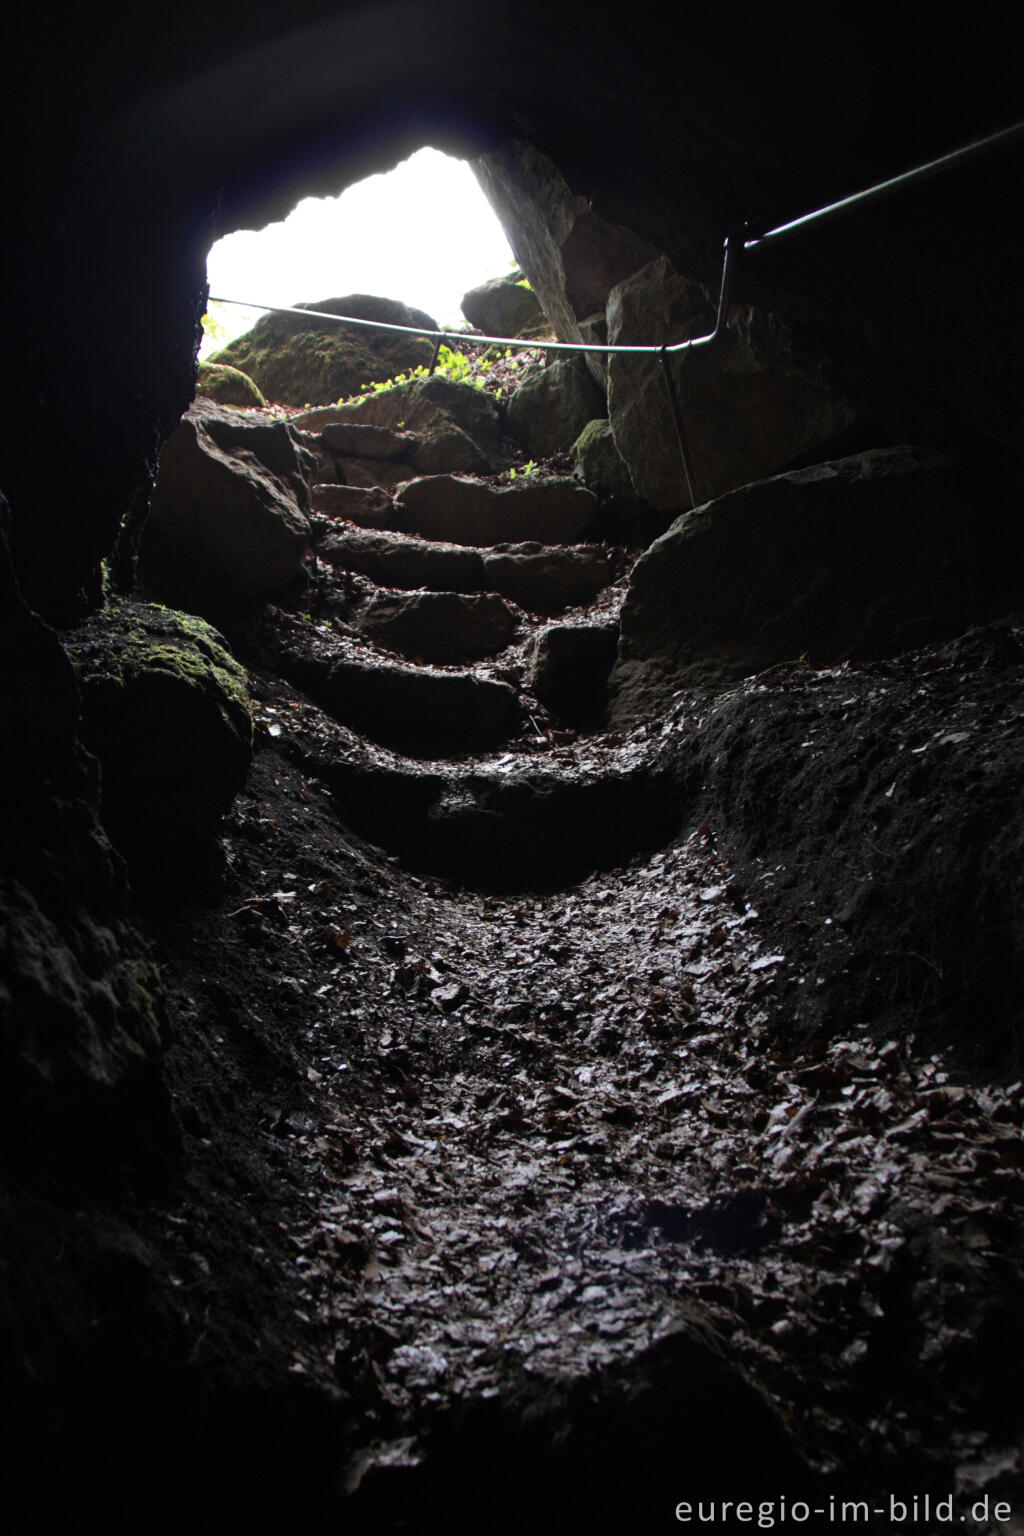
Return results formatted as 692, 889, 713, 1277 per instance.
11, 344, 1024, 1535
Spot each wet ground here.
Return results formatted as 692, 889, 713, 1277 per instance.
130, 575, 1024, 1532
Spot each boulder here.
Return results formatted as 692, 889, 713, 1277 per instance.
608, 446, 997, 723
606, 255, 855, 512
530, 622, 619, 725
140, 404, 311, 619
461, 271, 546, 337
318, 526, 485, 593
360, 591, 517, 663
507, 359, 606, 459
196, 360, 266, 407
395, 474, 597, 547
483, 542, 612, 615
291, 375, 501, 475
312, 483, 394, 528
64, 599, 253, 886
208, 294, 438, 407
289, 652, 520, 757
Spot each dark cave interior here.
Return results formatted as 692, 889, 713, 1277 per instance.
2, 5, 1024, 1532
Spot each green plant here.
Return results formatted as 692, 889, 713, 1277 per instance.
508, 459, 537, 481
200, 302, 229, 346
350, 344, 488, 403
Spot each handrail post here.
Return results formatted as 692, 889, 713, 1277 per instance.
659, 347, 699, 509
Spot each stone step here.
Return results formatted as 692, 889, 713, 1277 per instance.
283, 650, 521, 758
270, 684, 683, 888
317, 525, 614, 616
393, 473, 598, 547
358, 591, 518, 664
312, 483, 393, 528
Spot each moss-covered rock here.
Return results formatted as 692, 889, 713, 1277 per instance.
65, 599, 253, 892
209, 294, 438, 407
196, 360, 267, 407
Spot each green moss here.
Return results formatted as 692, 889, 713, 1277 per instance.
197, 361, 267, 408
69, 598, 252, 744
64, 598, 255, 884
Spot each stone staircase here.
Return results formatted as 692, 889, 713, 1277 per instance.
278, 405, 624, 760
243, 398, 688, 884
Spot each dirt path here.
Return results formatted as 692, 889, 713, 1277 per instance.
145, 686, 1023, 1528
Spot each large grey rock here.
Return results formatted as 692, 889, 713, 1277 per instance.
607, 255, 855, 513
289, 652, 520, 757
360, 591, 517, 663
461, 271, 546, 337
141, 404, 311, 617
395, 474, 597, 547
530, 622, 619, 725
609, 446, 989, 723
318, 526, 484, 593
209, 293, 438, 407
507, 359, 606, 459
483, 543, 613, 615
65, 598, 253, 882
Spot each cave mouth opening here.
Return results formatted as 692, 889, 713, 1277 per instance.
202, 145, 517, 359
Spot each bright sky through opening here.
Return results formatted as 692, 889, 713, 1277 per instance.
202, 148, 516, 357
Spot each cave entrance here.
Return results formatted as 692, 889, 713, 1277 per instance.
202, 146, 516, 357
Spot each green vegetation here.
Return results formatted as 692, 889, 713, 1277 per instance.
200, 303, 230, 347
354, 344, 486, 401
